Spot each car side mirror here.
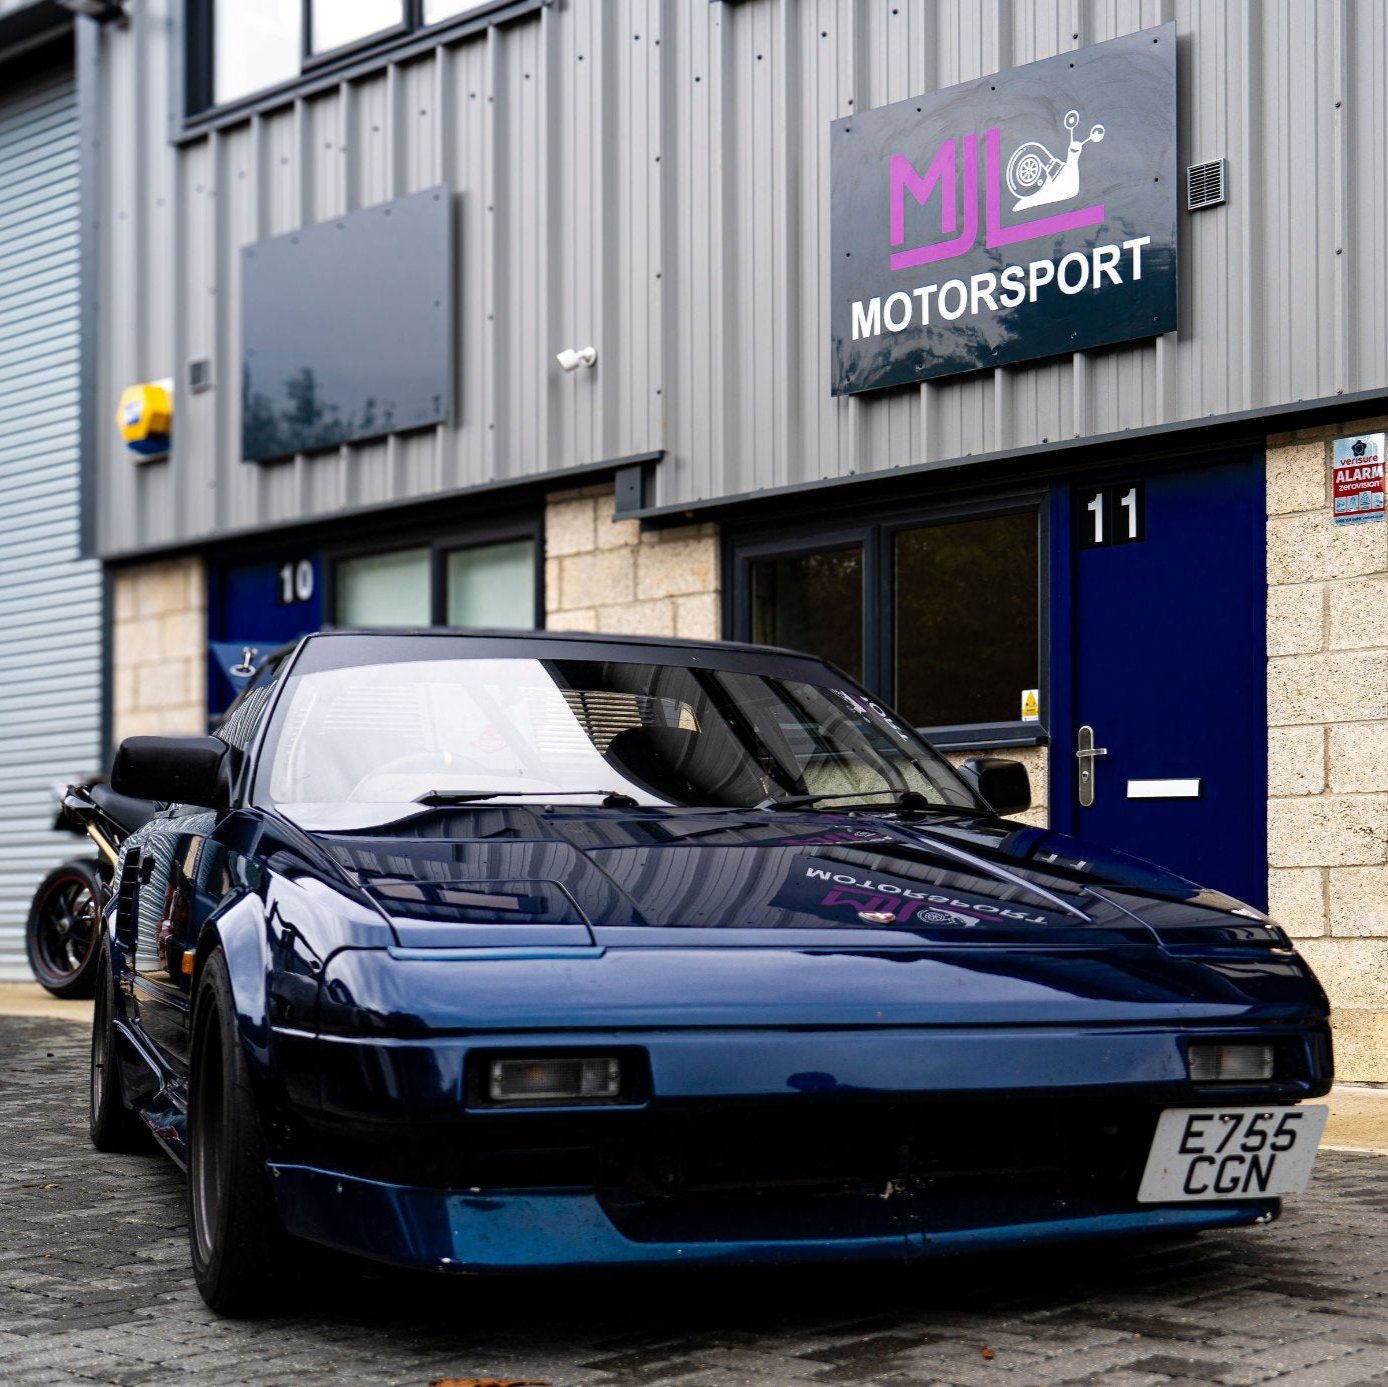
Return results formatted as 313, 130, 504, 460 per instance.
110, 736, 231, 809
961, 756, 1031, 817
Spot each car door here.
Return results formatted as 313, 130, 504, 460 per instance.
127, 812, 217, 1074
126, 674, 284, 1074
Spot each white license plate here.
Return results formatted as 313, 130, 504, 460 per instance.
1137, 1105, 1329, 1202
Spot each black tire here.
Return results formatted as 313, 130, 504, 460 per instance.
27, 859, 105, 999
90, 939, 151, 1153
187, 948, 288, 1316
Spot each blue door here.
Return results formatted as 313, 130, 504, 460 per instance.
1052, 455, 1267, 908
208, 554, 324, 717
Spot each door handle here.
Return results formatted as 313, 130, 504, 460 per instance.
1076, 724, 1107, 808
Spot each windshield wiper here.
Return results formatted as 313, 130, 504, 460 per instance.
413, 789, 640, 809
755, 789, 965, 814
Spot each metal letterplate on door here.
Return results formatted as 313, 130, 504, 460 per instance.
1076, 724, 1107, 807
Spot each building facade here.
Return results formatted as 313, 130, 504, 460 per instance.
0, 1, 104, 981
83, 0, 1387, 1074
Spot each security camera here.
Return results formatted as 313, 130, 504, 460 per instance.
556, 346, 598, 372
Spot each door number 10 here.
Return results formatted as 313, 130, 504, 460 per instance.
1077, 483, 1145, 548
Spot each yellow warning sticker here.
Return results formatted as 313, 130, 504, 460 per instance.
1020, 689, 1040, 722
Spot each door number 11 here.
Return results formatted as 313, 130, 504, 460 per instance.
1077, 483, 1145, 548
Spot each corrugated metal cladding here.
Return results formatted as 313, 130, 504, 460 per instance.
96, 0, 1388, 555
0, 66, 104, 980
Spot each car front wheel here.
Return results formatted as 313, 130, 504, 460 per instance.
187, 948, 288, 1316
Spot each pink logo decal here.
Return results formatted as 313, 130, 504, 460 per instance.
983, 127, 1104, 248
889, 138, 979, 271
889, 113, 1106, 270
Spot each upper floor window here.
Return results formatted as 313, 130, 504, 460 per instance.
190, 1, 511, 116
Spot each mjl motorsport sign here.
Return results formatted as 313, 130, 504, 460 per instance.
831, 25, 1177, 395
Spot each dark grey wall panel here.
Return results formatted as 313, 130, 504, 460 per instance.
241, 186, 452, 462
0, 67, 103, 980
93, 0, 1388, 555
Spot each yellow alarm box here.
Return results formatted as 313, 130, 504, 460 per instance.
117, 381, 173, 458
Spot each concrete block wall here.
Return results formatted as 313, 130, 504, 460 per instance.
111, 558, 207, 744
545, 486, 719, 638
1265, 420, 1388, 1080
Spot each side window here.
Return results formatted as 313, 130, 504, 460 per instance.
332, 536, 539, 630
893, 512, 1039, 730
748, 546, 864, 682
734, 506, 1043, 743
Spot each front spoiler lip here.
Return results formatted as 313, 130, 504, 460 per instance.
268, 1166, 1279, 1273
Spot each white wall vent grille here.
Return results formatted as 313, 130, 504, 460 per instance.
1187, 158, 1227, 210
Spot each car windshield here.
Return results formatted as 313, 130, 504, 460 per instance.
256, 646, 981, 829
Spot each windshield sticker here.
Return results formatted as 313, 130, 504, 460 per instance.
829, 688, 916, 746
771, 856, 1055, 927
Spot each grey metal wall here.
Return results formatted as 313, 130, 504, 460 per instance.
0, 66, 104, 980
94, 0, 1388, 556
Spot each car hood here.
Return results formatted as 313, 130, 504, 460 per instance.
310, 805, 1286, 954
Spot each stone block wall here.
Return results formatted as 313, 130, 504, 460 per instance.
111, 558, 207, 744
1265, 421, 1388, 1080
545, 485, 719, 638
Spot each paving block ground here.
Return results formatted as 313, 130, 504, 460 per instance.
2, 1016, 1386, 1387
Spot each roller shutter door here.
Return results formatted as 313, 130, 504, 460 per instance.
0, 66, 102, 981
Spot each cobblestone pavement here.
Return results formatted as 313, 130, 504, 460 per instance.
2, 1017, 1387, 1387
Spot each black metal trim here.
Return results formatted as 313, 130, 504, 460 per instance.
622, 385, 1388, 524
180, 0, 546, 132
924, 728, 1050, 752
99, 561, 115, 761
68, 19, 95, 564
0, 1, 68, 53
182, 0, 211, 120
98, 451, 662, 565
613, 457, 660, 516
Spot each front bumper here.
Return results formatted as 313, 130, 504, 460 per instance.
262, 1016, 1329, 1273
269, 1166, 1279, 1272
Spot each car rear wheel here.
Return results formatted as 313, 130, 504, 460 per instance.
188, 948, 288, 1316
28, 859, 105, 998
89, 939, 151, 1153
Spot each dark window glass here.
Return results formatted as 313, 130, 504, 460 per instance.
894, 513, 1038, 727
749, 548, 863, 681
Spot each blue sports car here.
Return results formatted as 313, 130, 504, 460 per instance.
90, 630, 1333, 1315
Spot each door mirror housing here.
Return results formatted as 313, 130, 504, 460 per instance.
961, 756, 1031, 817
110, 736, 232, 809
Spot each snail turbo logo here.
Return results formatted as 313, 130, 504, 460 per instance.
831, 25, 1178, 394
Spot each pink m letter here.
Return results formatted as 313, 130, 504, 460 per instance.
889, 134, 979, 271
